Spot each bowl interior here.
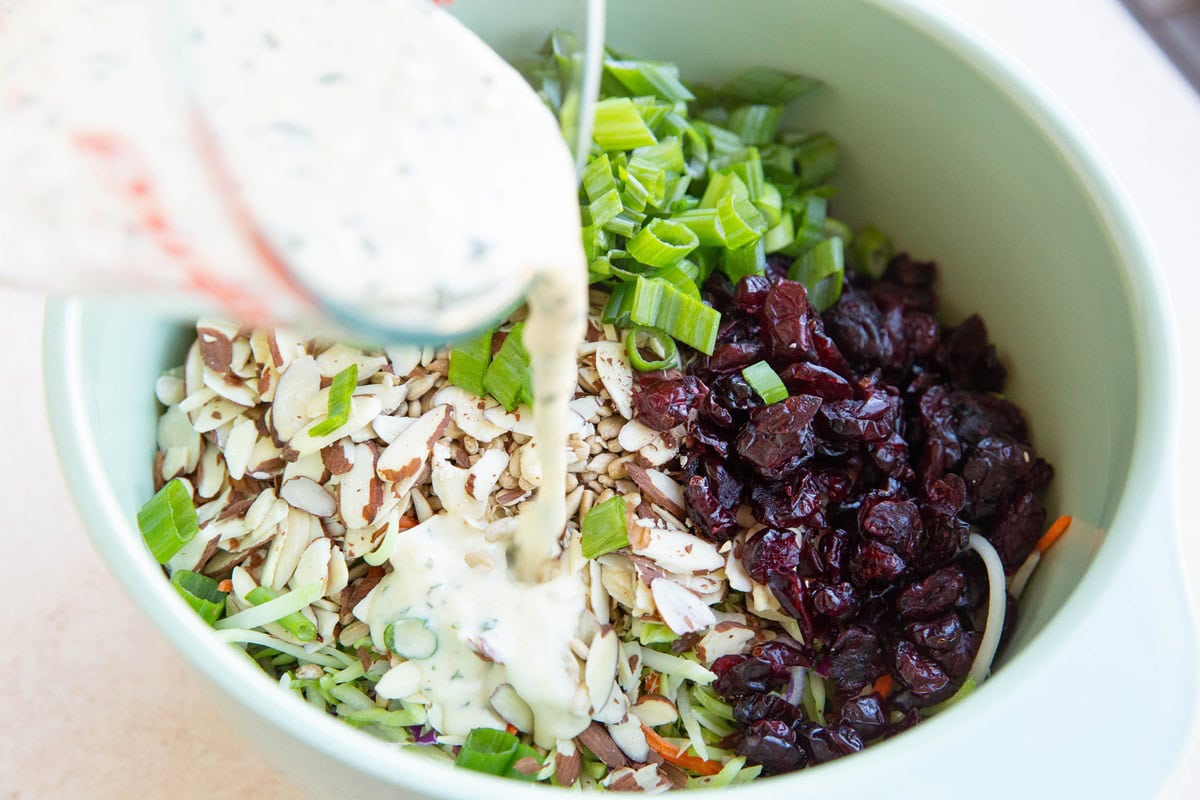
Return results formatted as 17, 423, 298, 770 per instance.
44, 0, 1178, 796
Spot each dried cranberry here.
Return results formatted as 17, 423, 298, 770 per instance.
735, 395, 823, 478
904, 612, 978, 678
733, 275, 773, 315
837, 694, 889, 741
809, 580, 859, 622
924, 473, 966, 516
749, 470, 839, 529
736, 719, 807, 775
711, 654, 747, 678
816, 393, 898, 443
859, 495, 924, 560
896, 565, 966, 620
778, 361, 855, 400
710, 372, 763, 415
797, 721, 864, 763
884, 253, 937, 287
714, 657, 778, 699
888, 639, 952, 701
742, 528, 801, 584
708, 341, 763, 374
852, 539, 907, 586
761, 280, 817, 363
632, 376, 704, 432
750, 639, 814, 678
827, 626, 885, 694
767, 572, 818, 643
939, 314, 1006, 392
961, 434, 1047, 520
684, 473, 740, 542
985, 491, 1046, 570
733, 694, 800, 726
823, 289, 894, 371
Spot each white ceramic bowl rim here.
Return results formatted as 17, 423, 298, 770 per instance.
42, 1, 1185, 797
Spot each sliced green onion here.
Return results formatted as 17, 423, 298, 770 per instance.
309, 363, 358, 437
722, 240, 766, 283
625, 326, 680, 372
697, 121, 745, 158
602, 211, 642, 238
627, 218, 699, 268
699, 169, 748, 210
448, 328, 493, 397
824, 216, 853, 243
170, 570, 226, 625
763, 211, 794, 253
631, 138, 686, 174
742, 361, 788, 404
137, 478, 199, 564
672, 207, 726, 247
623, 276, 720, 354
581, 495, 629, 559
788, 236, 845, 312
717, 66, 821, 105
791, 132, 838, 187
582, 152, 617, 201
246, 585, 318, 642
727, 149, 765, 201
593, 97, 657, 150
728, 104, 784, 145
383, 617, 438, 660
785, 194, 829, 255
647, 263, 700, 299
854, 224, 894, 278
455, 727, 521, 776
605, 59, 696, 103
754, 182, 783, 227
717, 193, 768, 250
640, 649, 717, 685
482, 323, 533, 412
627, 161, 667, 208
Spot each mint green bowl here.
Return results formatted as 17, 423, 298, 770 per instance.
42, 0, 1196, 797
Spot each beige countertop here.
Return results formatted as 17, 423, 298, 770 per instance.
3, 0, 1199, 797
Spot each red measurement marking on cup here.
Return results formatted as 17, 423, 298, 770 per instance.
72, 132, 269, 322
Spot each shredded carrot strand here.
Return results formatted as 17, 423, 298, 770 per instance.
505, 723, 518, 736
217, 579, 233, 593
641, 724, 723, 776
1036, 515, 1072, 554
398, 515, 419, 530
871, 674, 894, 699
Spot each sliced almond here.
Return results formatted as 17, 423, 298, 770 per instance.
375, 662, 421, 700
385, 345, 422, 378
433, 386, 506, 443
696, 622, 756, 664
280, 477, 336, 517
490, 684, 535, 734
577, 722, 629, 769
271, 356, 321, 441
651, 578, 717, 635
617, 419, 659, 452
340, 442, 382, 529
631, 695, 678, 728
606, 717, 649, 763
591, 681, 630, 724
371, 414, 415, 444
594, 342, 634, 419
631, 527, 724, 574
155, 374, 185, 407
639, 429, 682, 466
623, 464, 685, 519
376, 405, 450, 491
555, 749, 581, 788
292, 395, 383, 456
222, 418, 258, 481
585, 625, 620, 714
196, 322, 236, 373
282, 451, 327, 484
157, 405, 202, 473
315, 343, 387, 381
291, 537, 332, 594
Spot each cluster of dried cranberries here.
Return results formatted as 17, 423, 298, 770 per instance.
631, 253, 1053, 775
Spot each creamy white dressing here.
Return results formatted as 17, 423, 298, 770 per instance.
359, 514, 591, 746
3, 0, 595, 739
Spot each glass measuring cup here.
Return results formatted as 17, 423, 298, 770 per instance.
0, 0, 604, 343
